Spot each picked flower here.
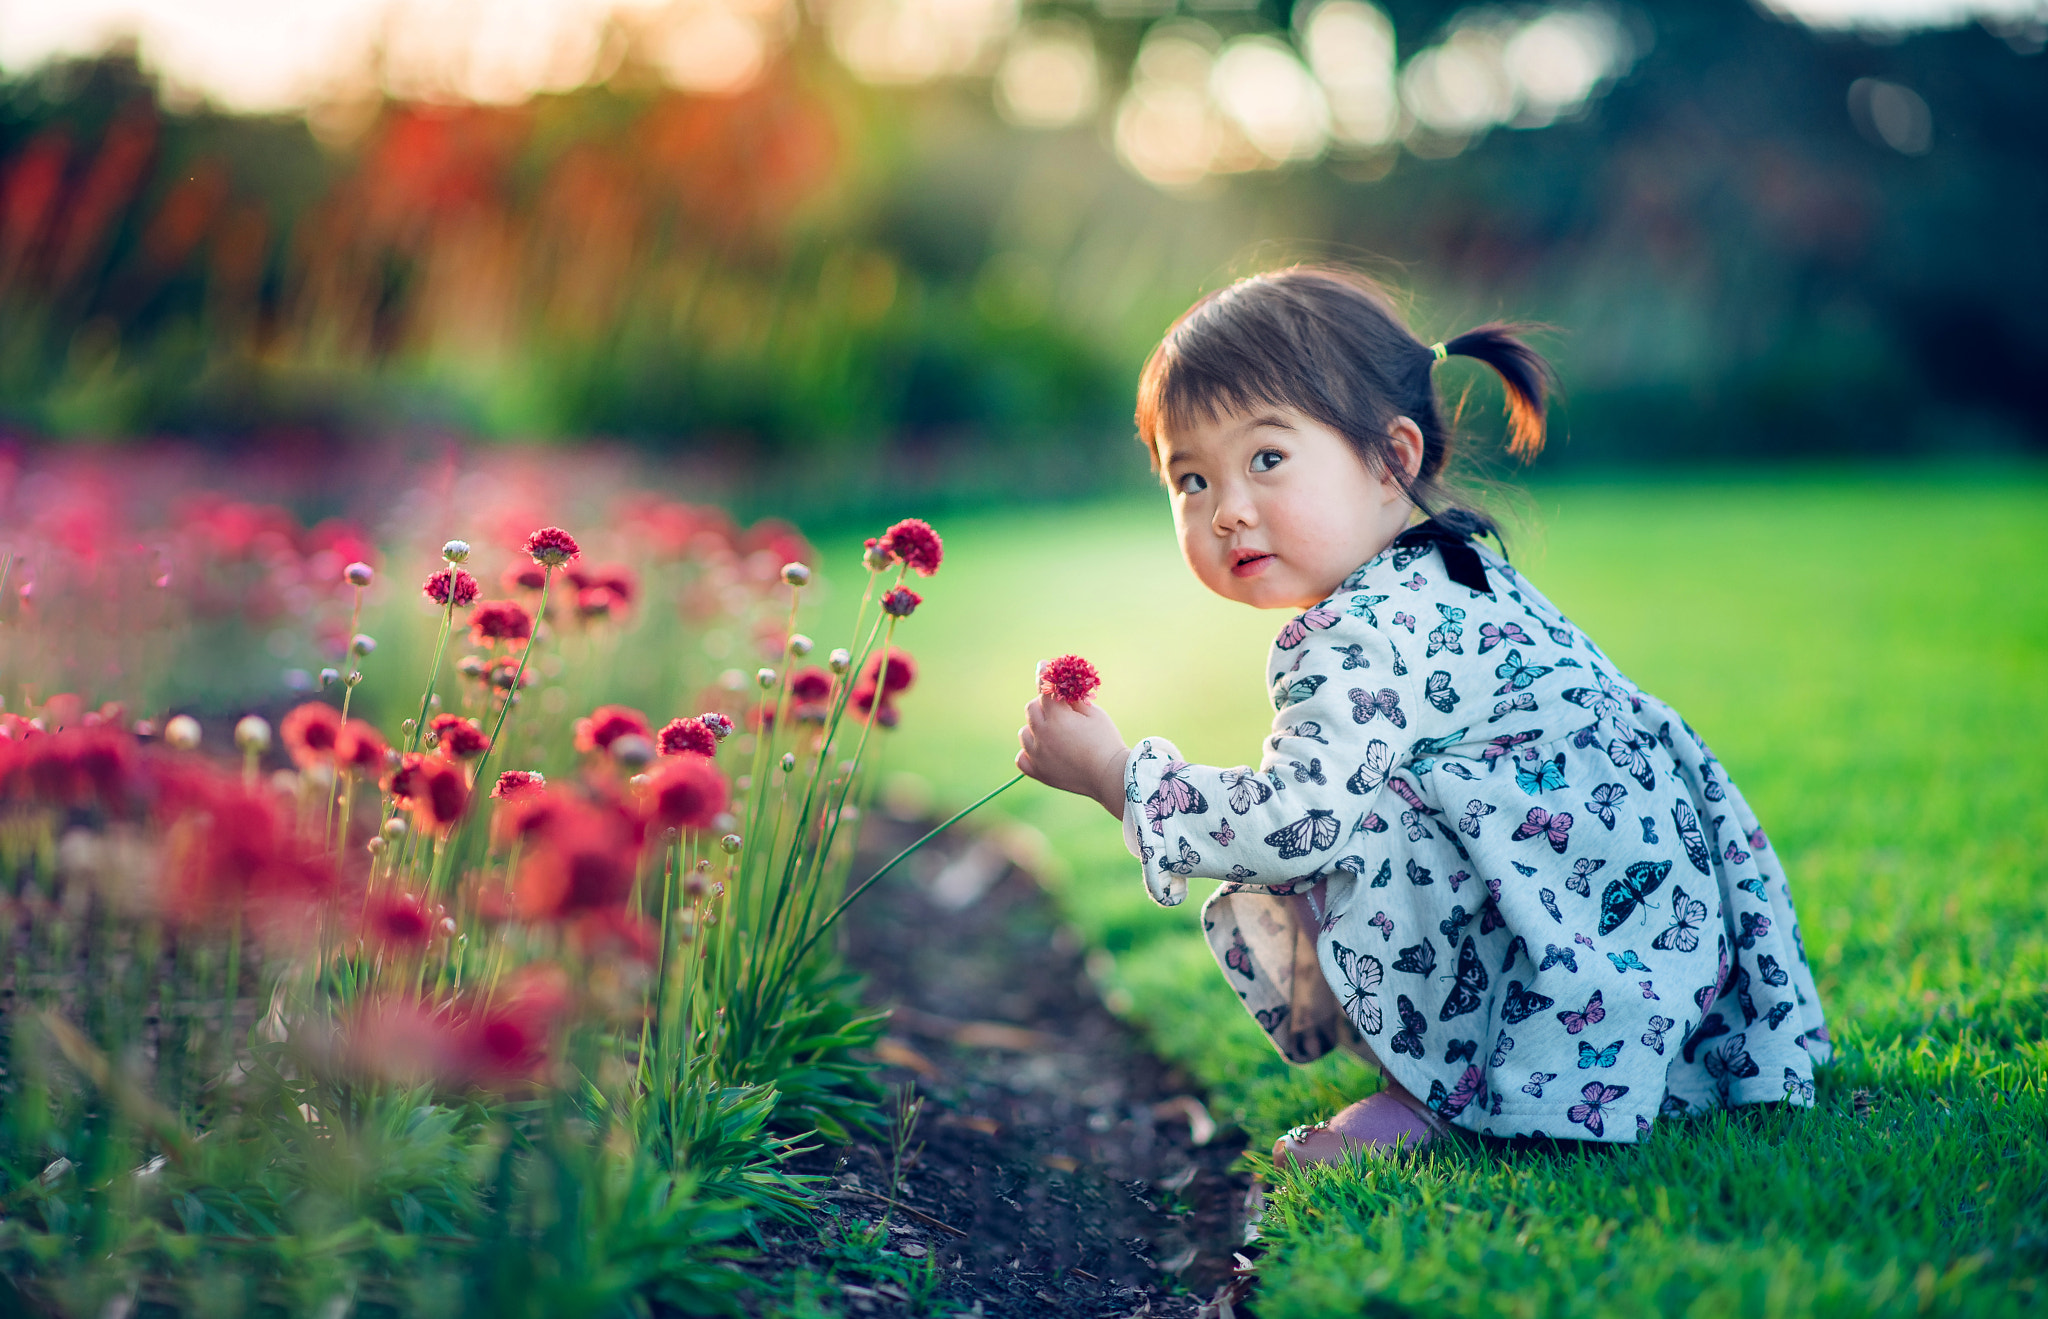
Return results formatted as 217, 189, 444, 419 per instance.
470, 600, 532, 646
884, 518, 943, 576
882, 586, 921, 617
523, 526, 580, 569
424, 567, 481, 608
1038, 654, 1101, 705
658, 717, 718, 758
428, 714, 488, 759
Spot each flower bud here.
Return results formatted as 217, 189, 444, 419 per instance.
755, 667, 778, 690
612, 734, 655, 769
367, 836, 387, 856
788, 633, 813, 657
780, 752, 796, 772
629, 773, 650, 789
351, 634, 376, 656
382, 816, 409, 840
862, 540, 893, 572
780, 562, 812, 587
347, 671, 364, 687
719, 833, 742, 854
318, 667, 341, 689
828, 648, 851, 675
164, 714, 202, 750
882, 586, 921, 618
442, 540, 471, 563
234, 715, 272, 753
402, 718, 417, 735
344, 561, 375, 587
677, 912, 697, 941
684, 870, 709, 899
457, 655, 486, 677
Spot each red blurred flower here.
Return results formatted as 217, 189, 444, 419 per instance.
503, 563, 546, 592
657, 717, 718, 758
851, 682, 901, 728
424, 567, 481, 608
569, 908, 658, 964
788, 667, 834, 703
334, 720, 388, 776
568, 564, 636, 606
1038, 654, 1101, 705
154, 769, 336, 921
429, 714, 488, 759
575, 585, 617, 618
882, 586, 921, 617
468, 962, 572, 1081
860, 648, 915, 696
388, 752, 470, 828
492, 769, 545, 799
644, 754, 728, 831
574, 705, 651, 754
366, 891, 434, 949
470, 600, 532, 645
523, 526, 580, 568
513, 799, 640, 918
280, 702, 343, 767
884, 518, 943, 576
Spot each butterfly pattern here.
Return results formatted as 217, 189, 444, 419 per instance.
1120, 530, 1828, 1143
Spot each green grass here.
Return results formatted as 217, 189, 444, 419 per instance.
815, 471, 2048, 1316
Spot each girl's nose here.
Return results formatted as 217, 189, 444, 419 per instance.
1212, 483, 1255, 534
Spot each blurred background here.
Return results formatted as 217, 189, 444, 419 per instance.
0, 0, 2042, 518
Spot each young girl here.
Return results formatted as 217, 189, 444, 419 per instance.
1017, 267, 1829, 1162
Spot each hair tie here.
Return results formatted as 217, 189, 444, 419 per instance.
1429, 342, 1448, 361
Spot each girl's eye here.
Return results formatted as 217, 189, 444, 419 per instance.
1175, 472, 1208, 495
1251, 448, 1284, 473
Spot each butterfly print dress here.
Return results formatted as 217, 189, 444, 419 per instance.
1122, 520, 1830, 1142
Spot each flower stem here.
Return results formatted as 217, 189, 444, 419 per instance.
469, 569, 552, 810
408, 594, 457, 755
791, 772, 1024, 969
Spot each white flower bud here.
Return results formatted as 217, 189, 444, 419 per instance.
318, 667, 341, 689
164, 714, 202, 750
719, 833, 743, 854
234, 715, 271, 753
780, 562, 812, 587
351, 634, 376, 656
344, 561, 374, 587
828, 648, 851, 675
755, 667, 778, 689
382, 816, 409, 840
780, 752, 796, 772
788, 633, 814, 656
442, 540, 471, 563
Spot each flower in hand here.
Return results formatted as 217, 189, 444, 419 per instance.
1017, 654, 1127, 821
1037, 654, 1100, 705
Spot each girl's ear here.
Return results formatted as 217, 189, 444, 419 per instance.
1388, 417, 1426, 480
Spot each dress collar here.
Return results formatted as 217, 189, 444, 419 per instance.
1391, 517, 1494, 595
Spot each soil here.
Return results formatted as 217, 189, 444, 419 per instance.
746, 813, 1261, 1317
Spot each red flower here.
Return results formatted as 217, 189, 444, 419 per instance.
387, 752, 469, 828
280, 703, 343, 768
492, 769, 545, 799
657, 717, 718, 758
788, 667, 834, 703
574, 705, 650, 754
569, 908, 657, 964
366, 892, 434, 949
645, 754, 728, 830
851, 682, 900, 728
423, 567, 481, 608
468, 964, 572, 1081
504, 563, 546, 592
470, 600, 532, 645
569, 564, 636, 605
1038, 654, 1101, 705
860, 648, 915, 696
575, 585, 616, 618
429, 714, 488, 759
334, 720, 388, 775
882, 586, 921, 617
523, 526, 580, 568
884, 519, 943, 576
514, 800, 639, 918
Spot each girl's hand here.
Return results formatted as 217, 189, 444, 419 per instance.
1018, 695, 1129, 820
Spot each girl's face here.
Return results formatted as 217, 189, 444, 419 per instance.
1159, 405, 1422, 611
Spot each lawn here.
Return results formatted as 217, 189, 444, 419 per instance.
817, 471, 2048, 1316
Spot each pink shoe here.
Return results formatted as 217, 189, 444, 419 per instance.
1272, 1089, 1445, 1169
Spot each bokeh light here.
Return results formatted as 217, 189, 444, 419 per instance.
1210, 35, 1330, 165
1848, 76, 1935, 153
826, 0, 1019, 85
1298, 0, 1400, 149
1113, 22, 1222, 188
994, 18, 1100, 128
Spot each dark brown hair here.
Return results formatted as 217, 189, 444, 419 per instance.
1134, 266, 1553, 538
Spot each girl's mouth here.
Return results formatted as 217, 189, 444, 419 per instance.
1231, 550, 1273, 579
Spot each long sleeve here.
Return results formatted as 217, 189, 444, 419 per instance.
1124, 600, 1425, 907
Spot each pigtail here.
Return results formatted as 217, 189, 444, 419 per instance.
1442, 323, 1555, 461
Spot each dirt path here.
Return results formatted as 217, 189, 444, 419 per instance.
753, 814, 1257, 1316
